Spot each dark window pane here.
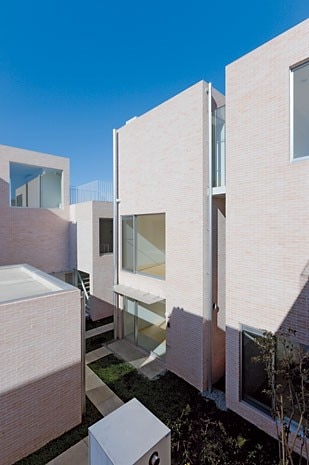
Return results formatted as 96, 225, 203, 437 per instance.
242, 329, 271, 412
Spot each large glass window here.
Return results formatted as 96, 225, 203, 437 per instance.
122, 216, 134, 271
10, 162, 62, 208
291, 61, 309, 159
212, 105, 226, 188
242, 328, 271, 412
242, 327, 308, 421
99, 218, 113, 255
123, 297, 166, 360
121, 214, 165, 279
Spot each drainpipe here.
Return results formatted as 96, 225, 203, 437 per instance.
207, 82, 213, 393
113, 129, 119, 340
80, 293, 86, 414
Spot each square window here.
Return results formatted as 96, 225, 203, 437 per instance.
121, 214, 165, 279
10, 162, 62, 208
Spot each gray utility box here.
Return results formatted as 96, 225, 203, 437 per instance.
89, 398, 171, 465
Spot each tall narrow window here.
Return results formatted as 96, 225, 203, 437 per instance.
212, 105, 226, 188
122, 216, 134, 271
242, 328, 271, 412
136, 214, 165, 278
99, 218, 113, 255
291, 61, 309, 159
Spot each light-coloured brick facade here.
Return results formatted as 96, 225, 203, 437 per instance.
0, 146, 113, 462
70, 200, 114, 320
0, 145, 113, 320
0, 145, 70, 273
0, 266, 82, 465
225, 19, 309, 439
115, 18, 308, 444
116, 81, 225, 391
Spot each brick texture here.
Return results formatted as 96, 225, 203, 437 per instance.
0, 145, 70, 273
117, 81, 225, 390
226, 19, 309, 440
70, 201, 114, 320
0, 289, 82, 465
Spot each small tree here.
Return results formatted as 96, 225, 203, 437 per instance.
254, 329, 308, 465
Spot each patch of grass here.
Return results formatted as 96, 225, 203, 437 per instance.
15, 399, 102, 465
85, 330, 114, 353
90, 355, 281, 465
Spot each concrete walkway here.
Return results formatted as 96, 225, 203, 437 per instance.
85, 323, 114, 339
47, 346, 123, 465
107, 339, 166, 379
47, 340, 166, 465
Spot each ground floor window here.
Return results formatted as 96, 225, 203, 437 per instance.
123, 297, 166, 360
242, 328, 271, 412
242, 327, 308, 422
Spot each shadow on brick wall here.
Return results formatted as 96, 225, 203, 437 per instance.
0, 177, 71, 273
166, 306, 225, 392
0, 363, 82, 465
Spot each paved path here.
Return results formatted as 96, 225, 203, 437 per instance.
47, 339, 166, 465
47, 346, 123, 465
85, 323, 114, 339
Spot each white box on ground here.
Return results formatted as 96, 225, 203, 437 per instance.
88, 398, 171, 465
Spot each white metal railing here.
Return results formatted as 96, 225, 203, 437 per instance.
70, 180, 113, 204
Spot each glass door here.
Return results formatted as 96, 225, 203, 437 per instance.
137, 301, 166, 360
123, 297, 136, 344
123, 298, 166, 361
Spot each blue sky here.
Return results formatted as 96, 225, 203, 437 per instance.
0, 1, 308, 185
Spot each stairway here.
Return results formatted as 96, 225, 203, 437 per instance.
77, 270, 91, 317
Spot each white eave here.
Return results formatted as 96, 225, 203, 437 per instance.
113, 284, 164, 305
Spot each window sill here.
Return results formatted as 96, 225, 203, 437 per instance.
121, 268, 166, 281
290, 154, 309, 162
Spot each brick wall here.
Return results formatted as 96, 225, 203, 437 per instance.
70, 201, 114, 320
0, 289, 82, 465
226, 19, 309, 438
117, 81, 225, 390
0, 145, 71, 273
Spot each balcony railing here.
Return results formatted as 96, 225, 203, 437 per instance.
70, 180, 113, 204
212, 106, 226, 189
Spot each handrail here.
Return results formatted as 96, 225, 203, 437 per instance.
77, 270, 90, 301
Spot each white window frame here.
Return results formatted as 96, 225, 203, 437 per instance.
290, 60, 309, 162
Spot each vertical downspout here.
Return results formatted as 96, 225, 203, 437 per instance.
207, 83, 213, 392
113, 129, 119, 340
80, 293, 86, 414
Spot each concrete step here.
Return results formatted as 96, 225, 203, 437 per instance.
85, 323, 114, 339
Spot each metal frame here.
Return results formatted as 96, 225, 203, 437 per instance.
206, 82, 213, 393
120, 213, 166, 280
240, 324, 271, 414
290, 60, 309, 162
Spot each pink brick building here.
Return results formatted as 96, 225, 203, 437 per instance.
0, 146, 113, 463
0, 264, 82, 465
225, 18, 309, 441
70, 200, 114, 320
0, 144, 113, 320
0, 145, 71, 273
114, 81, 226, 391
113, 17, 309, 445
